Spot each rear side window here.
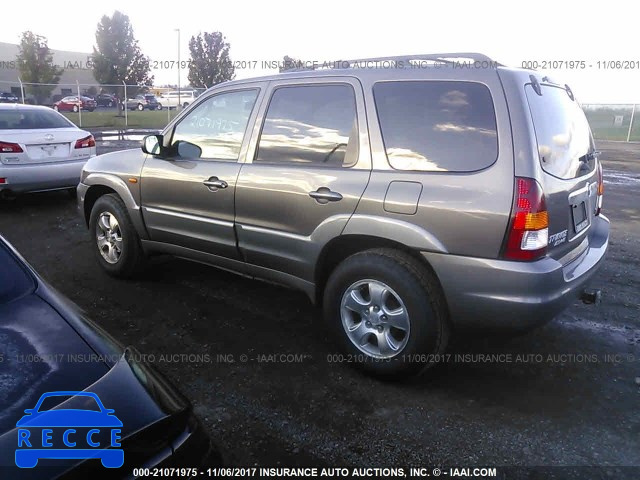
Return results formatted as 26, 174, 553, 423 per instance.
373, 81, 498, 172
255, 84, 358, 167
526, 84, 595, 179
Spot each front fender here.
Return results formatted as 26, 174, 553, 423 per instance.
79, 173, 148, 240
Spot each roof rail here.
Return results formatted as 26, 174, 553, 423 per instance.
340, 52, 500, 67
285, 53, 502, 71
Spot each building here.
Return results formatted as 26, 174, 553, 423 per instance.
0, 41, 97, 103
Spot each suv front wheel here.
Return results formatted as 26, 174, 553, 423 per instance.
323, 248, 449, 378
89, 194, 145, 278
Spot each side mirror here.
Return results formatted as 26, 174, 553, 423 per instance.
141, 134, 163, 155
176, 140, 202, 159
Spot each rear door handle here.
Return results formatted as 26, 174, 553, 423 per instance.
203, 177, 228, 190
309, 187, 343, 204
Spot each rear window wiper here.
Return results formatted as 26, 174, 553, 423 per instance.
579, 150, 600, 163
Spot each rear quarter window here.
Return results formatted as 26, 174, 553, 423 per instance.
525, 84, 595, 180
373, 81, 498, 172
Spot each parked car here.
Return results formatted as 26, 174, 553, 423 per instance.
0, 104, 96, 199
95, 93, 118, 107
78, 53, 610, 378
0, 92, 20, 103
121, 94, 161, 111
0, 235, 217, 475
158, 90, 199, 109
53, 96, 97, 112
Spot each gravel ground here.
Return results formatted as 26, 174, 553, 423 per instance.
0, 141, 638, 476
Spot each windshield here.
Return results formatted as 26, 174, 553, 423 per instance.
0, 109, 75, 129
526, 84, 596, 180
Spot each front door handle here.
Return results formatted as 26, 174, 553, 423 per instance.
203, 177, 228, 191
309, 187, 343, 204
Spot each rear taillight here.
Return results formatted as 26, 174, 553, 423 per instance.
74, 135, 95, 149
503, 177, 549, 261
0, 178, 6, 184
0, 141, 24, 153
596, 162, 604, 216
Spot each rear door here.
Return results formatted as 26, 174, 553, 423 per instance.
140, 83, 266, 259
234, 78, 371, 281
525, 83, 600, 260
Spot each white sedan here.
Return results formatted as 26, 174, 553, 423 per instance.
0, 104, 96, 198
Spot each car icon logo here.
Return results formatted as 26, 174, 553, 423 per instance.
15, 391, 124, 469
44, 134, 54, 141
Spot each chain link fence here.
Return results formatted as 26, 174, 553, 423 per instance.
0, 80, 186, 129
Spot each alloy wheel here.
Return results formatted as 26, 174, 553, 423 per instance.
96, 211, 123, 264
340, 279, 410, 359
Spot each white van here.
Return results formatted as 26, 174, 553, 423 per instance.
158, 91, 198, 109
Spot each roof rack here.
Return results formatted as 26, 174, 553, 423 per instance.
289, 53, 502, 71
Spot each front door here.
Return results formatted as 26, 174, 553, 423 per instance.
141, 86, 264, 259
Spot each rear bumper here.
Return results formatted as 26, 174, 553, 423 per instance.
0, 159, 90, 193
423, 215, 610, 331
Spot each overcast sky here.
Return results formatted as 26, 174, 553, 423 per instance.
2, 0, 638, 103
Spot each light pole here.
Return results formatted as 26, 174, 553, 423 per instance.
174, 28, 181, 109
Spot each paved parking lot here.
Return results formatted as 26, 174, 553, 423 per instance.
0, 141, 638, 472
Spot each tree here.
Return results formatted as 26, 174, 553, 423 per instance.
187, 32, 234, 88
15, 31, 63, 104
279, 55, 306, 72
91, 11, 153, 95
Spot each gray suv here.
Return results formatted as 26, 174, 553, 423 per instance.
78, 53, 609, 377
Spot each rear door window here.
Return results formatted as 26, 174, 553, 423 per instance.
373, 81, 498, 172
526, 84, 595, 179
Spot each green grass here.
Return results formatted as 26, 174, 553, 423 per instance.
62, 109, 180, 129
584, 107, 640, 142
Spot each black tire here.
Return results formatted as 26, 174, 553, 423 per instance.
137, 103, 144, 111
108, 101, 113, 107
156, 103, 162, 110
89, 193, 145, 278
72, 105, 79, 113
323, 248, 450, 379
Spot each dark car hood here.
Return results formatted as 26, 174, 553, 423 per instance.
0, 294, 109, 433
0, 351, 188, 478
0, 240, 197, 477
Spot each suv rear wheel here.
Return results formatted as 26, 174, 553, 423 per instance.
89, 194, 145, 277
323, 248, 449, 378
